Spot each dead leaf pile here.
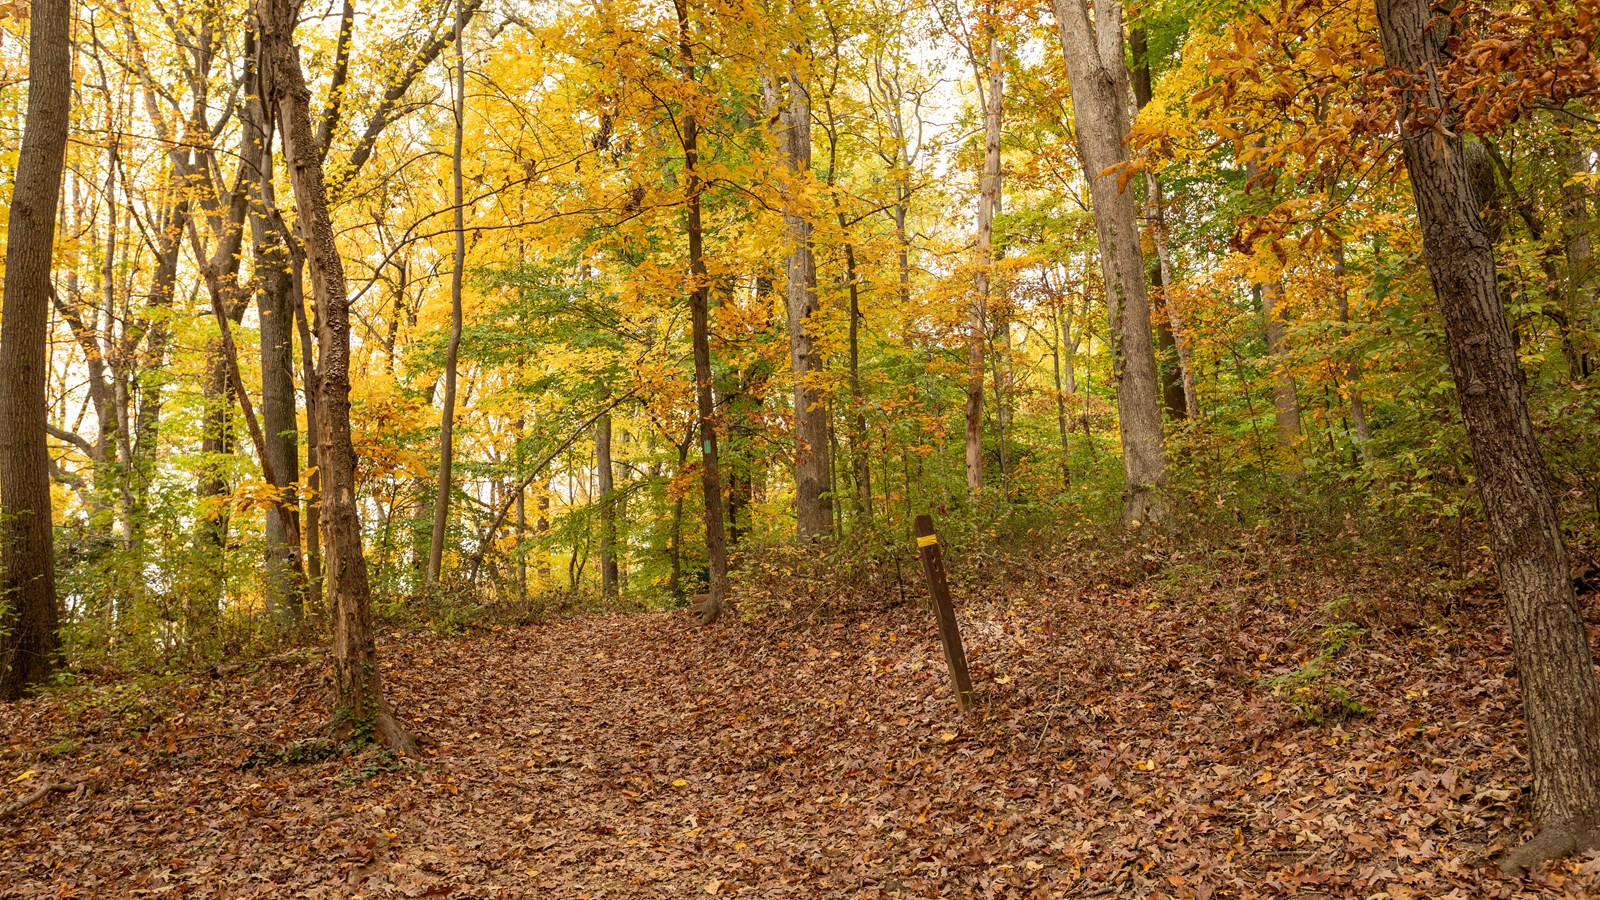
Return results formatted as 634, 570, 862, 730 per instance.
1, 551, 1597, 898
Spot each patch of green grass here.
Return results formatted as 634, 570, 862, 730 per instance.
1264, 602, 1372, 725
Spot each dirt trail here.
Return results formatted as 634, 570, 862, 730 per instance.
0, 588, 1594, 898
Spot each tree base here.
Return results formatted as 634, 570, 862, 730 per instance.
695, 599, 723, 626
690, 592, 723, 626
1122, 485, 1170, 531
1500, 823, 1600, 875
329, 704, 420, 756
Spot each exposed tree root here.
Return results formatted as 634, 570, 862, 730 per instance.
328, 704, 420, 756
691, 592, 722, 626
374, 709, 420, 756
1500, 823, 1600, 875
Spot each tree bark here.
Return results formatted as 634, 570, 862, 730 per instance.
260, 0, 416, 752
1332, 241, 1372, 454
765, 69, 833, 540
845, 242, 872, 522
1560, 141, 1595, 378
967, 22, 1004, 495
1259, 279, 1304, 476
596, 412, 618, 600
0, 0, 70, 699
1051, 0, 1169, 525
1375, 0, 1600, 871
290, 249, 325, 610
251, 100, 305, 630
428, 0, 469, 585
674, 0, 729, 624
1127, 24, 1188, 423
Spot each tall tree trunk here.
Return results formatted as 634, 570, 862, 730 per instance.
967, 22, 1003, 495
1375, 0, 1600, 871
765, 70, 833, 540
1561, 141, 1595, 378
252, 106, 305, 630
1129, 23, 1190, 422
513, 416, 527, 602
0, 0, 69, 699
1051, 301, 1071, 487
428, 0, 469, 584
596, 412, 618, 600
260, 0, 415, 752
1332, 241, 1372, 454
127, 196, 188, 553
667, 426, 691, 601
674, 0, 729, 624
1259, 279, 1304, 475
1151, 264, 1185, 420
291, 253, 324, 610
845, 242, 872, 522
1051, 0, 1169, 525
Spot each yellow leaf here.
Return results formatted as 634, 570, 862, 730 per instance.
704, 878, 722, 895
9, 769, 36, 783
673, 778, 688, 787
939, 731, 957, 742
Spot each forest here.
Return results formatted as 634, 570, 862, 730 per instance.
2, 0, 1600, 893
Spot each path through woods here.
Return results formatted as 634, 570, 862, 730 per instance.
2, 564, 1598, 898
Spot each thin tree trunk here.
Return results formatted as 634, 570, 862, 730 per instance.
1051, 302, 1070, 487
668, 426, 691, 601
597, 412, 618, 600
428, 0, 469, 584
290, 252, 324, 610
513, 416, 527, 602
966, 21, 1003, 495
1151, 187, 1199, 417
845, 242, 872, 522
1333, 241, 1372, 453
127, 195, 188, 553
1259, 279, 1304, 475
260, 0, 415, 752
1375, 0, 1600, 871
1051, 0, 1169, 525
674, 0, 729, 624
0, 0, 69, 699
823, 97, 873, 525
252, 102, 305, 630
1129, 23, 1190, 422
1561, 141, 1595, 377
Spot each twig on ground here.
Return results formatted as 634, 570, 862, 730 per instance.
0, 781, 78, 821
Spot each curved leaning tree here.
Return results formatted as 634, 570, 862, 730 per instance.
257, 0, 418, 753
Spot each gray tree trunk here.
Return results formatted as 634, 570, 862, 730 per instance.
966, 26, 1003, 495
252, 105, 304, 630
1051, 0, 1169, 525
1259, 279, 1304, 475
765, 70, 833, 540
428, 0, 469, 584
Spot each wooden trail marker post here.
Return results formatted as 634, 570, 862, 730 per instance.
914, 514, 974, 712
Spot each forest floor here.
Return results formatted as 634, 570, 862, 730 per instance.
3, 542, 1600, 898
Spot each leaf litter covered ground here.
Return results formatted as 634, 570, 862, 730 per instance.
4, 545, 1600, 898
